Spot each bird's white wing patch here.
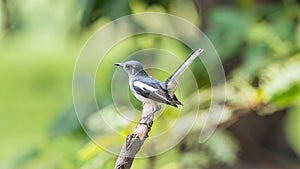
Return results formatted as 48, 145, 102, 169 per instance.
133, 81, 158, 92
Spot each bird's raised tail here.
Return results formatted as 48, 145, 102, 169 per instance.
166, 48, 204, 97
169, 94, 183, 108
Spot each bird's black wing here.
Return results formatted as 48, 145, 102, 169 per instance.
132, 77, 173, 104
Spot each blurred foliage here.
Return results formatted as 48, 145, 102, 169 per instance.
1, 0, 300, 169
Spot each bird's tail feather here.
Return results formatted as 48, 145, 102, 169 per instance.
169, 94, 183, 107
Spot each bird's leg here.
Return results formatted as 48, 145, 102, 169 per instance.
153, 105, 161, 112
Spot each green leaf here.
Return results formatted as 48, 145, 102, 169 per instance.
206, 7, 250, 60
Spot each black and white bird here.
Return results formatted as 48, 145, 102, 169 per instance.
115, 48, 204, 108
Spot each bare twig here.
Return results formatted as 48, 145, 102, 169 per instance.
114, 103, 160, 169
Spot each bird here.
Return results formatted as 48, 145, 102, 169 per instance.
114, 48, 204, 108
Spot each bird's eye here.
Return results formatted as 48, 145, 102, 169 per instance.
125, 64, 130, 68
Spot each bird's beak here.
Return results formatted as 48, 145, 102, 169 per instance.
114, 63, 123, 67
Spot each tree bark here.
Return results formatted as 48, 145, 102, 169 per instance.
114, 103, 160, 169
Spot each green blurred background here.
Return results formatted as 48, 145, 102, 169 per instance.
0, 0, 300, 168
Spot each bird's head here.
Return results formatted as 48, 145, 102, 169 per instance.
114, 60, 144, 77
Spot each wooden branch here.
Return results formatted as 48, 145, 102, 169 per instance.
114, 103, 160, 169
